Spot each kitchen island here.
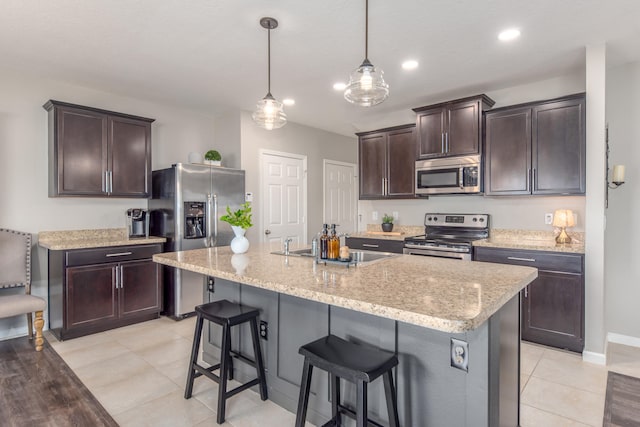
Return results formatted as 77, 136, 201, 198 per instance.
153, 245, 537, 427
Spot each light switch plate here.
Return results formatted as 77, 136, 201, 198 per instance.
372, 211, 378, 221
393, 211, 399, 220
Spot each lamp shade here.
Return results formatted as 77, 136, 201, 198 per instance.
344, 59, 389, 107
252, 94, 286, 130
552, 209, 575, 228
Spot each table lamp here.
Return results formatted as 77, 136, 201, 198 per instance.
553, 209, 575, 244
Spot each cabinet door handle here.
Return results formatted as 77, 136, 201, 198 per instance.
532, 168, 536, 192
441, 133, 445, 153
524, 286, 528, 298
381, 178, 385, 195
106, 251, 133, 257
119, 265, 124, 290
103, 171, 108, 193
527, 168, 531, 191
384, 178, 388, 195
362, 243, 379, 248
445, 132, 449, 153
507, 256, 536, 262
114, 266, 119, 289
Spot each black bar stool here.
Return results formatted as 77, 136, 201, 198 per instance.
184, 299, 268, 424
295, 334, 400, 427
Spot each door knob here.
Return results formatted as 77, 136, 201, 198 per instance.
265, 229, 271, 235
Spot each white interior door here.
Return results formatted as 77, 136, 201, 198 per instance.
323, 160, 357, 234
261, 150, 307, 251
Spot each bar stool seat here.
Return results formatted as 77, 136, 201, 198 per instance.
295, 335, 400, 427
185, 299, 268, 424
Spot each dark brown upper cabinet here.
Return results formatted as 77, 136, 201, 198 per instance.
413, 95, 495, 159
484, 93, 586, 196
44, 100, 155, 198
357, 124, 416, 199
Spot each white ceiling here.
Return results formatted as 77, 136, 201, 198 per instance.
2, 0, 639, 136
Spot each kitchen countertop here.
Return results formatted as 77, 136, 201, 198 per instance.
347, 225, 424, 241
38, 228, 166, 250
473, 229, 585, 254
153, 244, 537, 333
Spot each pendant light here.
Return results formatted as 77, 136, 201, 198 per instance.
344, 0, 389, 107
252, 17, 287, 130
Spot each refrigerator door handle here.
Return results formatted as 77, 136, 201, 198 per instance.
206, 194, 213, 247
213, 194, 218, 247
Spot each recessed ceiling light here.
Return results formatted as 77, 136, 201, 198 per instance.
402, 60, 419, 70
333, 82, 347, 91
498, 28, 521, 41
282, 98, 295, 106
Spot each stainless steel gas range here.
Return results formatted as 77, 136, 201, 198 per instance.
403, 213, 490, 260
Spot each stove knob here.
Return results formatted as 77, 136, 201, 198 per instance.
433, 217, 438, 221
479, 218, 485, 222
427, 217, 432, 221
472, 218, 477, 222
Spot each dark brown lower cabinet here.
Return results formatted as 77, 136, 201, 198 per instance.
474, 246, 584, 352
48, 244, 163, 340
345, 237, 405, 253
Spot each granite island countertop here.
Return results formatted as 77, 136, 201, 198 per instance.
39, 228, 166, 250
153, 244, 537, 333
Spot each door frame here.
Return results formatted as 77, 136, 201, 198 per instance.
259, 149, 308, 244
322, 159, 358, 232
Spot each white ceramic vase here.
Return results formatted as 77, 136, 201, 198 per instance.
230, 225, 250, 254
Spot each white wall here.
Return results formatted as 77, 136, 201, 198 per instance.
358, 73, 588, 232
0, 70, 226, 339
605, 60, 640, 340
238, 112, 357, 243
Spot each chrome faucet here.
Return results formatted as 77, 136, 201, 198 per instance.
284, 238, 293, 255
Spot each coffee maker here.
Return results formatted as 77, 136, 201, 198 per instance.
126, 208, 149, 238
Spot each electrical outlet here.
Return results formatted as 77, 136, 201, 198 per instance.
372, 211, 378, 221
259, 320, 268, 340
207, 277, 215, 293
545, 213, 553, 225
393, 211, 399, 220
450, 338, 469, 372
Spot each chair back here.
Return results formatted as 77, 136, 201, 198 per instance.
0, 229, 32, 293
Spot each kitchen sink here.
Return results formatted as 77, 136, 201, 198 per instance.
270, 248, 315, 257
270, 248, 400, 265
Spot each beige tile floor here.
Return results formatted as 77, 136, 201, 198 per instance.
44, 317, 640, 427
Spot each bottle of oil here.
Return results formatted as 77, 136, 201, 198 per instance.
320, 224, 329, 259
328, 224, 340, 260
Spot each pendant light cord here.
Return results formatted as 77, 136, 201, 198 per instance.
267, 26, 271, 95
364, 0, 369, 61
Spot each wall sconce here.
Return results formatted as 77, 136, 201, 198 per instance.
606, 124, 625, 208
553, 209, 575, 244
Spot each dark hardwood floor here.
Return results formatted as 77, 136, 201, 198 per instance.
0, 336, 118, 427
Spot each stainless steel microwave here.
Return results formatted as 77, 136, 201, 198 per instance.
415, 154, 481, 195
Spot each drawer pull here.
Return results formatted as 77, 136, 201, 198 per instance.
362, 244, 379, 248
507, 256, 535, 262
106, 251, 133, 257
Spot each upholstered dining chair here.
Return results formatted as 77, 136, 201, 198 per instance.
0, 229, 46, 351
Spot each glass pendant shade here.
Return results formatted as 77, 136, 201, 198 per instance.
252, 17, 286, 130
344, 59, 389, 107
252, 93, 287, 130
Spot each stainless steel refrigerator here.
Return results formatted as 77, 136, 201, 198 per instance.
149, 163, 245, 319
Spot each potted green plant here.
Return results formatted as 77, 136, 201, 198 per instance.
220, 202, 252, 253
204, 149, 222, 166
381, 213, 394, 232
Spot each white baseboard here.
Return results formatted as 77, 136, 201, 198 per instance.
582, 350, 606, 365
607, 332, 640, 348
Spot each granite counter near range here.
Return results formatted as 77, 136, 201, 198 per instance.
153, 244, 536, 426
473, 228, 585, 254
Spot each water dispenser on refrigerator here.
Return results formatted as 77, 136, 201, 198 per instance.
184, 202, 205, 239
